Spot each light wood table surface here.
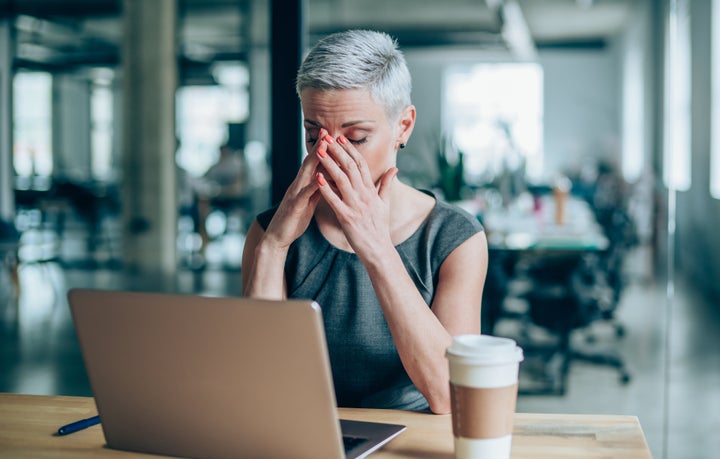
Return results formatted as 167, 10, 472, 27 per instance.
0, 393, 651, 458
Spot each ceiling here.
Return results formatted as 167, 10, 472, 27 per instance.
1, 0, 638, 76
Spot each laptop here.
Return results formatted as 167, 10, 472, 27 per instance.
68, 288, 406, 459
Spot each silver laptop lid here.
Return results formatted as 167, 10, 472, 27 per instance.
69, 288, 346, 459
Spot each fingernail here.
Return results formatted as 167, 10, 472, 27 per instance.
317, 172, 327, 186
317, 148, 327, 158
324, 134, 334, 144
338, 135, 348, 145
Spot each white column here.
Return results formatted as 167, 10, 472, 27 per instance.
121, 0, 178, 273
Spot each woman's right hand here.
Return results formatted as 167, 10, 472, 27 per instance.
260, 129, 331, 250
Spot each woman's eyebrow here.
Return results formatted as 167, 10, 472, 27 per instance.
303, 119, 375, 128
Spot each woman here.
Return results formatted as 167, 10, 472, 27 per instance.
241, 29, 488, 414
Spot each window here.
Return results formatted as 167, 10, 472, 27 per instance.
663, 0, 692, 191
712, 0, 720, 198
176, 85, 233, 176
13, 72, 52, 177
91, 76, 115, 181
175, 62, 249, 177
444, 63, 543, 184
622, 29, 645, 183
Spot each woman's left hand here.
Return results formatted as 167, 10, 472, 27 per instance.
315, 136, 398, 260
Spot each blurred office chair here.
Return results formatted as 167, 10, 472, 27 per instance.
518, 253, 631, 395
482, 249, 518, 335
572, 162, 639, 340
589, 205, 639, 339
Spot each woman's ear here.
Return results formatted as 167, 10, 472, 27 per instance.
396, 105, 416, 146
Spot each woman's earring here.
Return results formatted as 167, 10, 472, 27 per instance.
399, 142, 407, 149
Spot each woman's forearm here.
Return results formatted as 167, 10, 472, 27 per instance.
242, 238, 289, 299
363, 250, 455, 414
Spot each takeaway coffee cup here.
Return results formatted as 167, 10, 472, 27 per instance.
446, 335, 524, 459
553, 176, 571, 225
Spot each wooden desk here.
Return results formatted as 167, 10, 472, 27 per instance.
0, 393, 651, 458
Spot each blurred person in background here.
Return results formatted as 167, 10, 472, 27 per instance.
196, 143, 249, 251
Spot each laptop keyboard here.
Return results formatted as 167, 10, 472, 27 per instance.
343, 435, 367, 452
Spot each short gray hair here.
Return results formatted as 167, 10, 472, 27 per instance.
296, 29, 412, 121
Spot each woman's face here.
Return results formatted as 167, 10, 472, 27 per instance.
300, 88, 412, 182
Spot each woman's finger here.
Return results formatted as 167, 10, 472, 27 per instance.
377, 167, 398, 202
337, 135, 374, 187
316, 145, 355, 201
296, 128, 330, 182
325, 137, 365, 187
316, 171, 348, 215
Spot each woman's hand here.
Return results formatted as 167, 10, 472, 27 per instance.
261, 129, 332, 251
242, 129, 334, 299
314, 135, 398, 260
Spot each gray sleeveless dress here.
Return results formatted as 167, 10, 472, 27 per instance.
256, 192, 483, 411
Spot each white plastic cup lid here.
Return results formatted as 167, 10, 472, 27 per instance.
446, 334, 524, 366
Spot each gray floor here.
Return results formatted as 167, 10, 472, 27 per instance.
1, 244, 718, 458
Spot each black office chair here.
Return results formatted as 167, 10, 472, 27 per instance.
482, 249, 518, 335
584, 205, 639, 340
517, 253, 631, 395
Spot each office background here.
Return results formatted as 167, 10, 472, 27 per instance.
1, 1, 719, 458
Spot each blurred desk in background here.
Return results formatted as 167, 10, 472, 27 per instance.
457, 194, 608, 252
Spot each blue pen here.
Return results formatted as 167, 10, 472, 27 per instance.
57, 415, 101, 435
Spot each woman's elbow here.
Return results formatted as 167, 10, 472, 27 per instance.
427, 392, 451, 415
428, 400, 451, 415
